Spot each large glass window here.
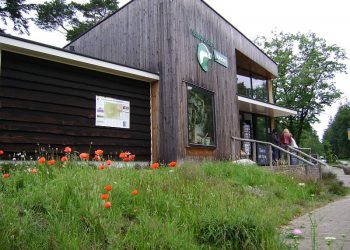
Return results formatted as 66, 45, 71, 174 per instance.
237, 74, 252, 97
252, 75, 268, 102
236, 69, 268, 102
187, 84, 215, 146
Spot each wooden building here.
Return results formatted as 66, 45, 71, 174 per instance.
0, 34, 158, 161
66, 0, 295, 162
0, 0, 295, 162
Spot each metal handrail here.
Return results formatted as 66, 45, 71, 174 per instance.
287, 146, 328, 167
231, 136, 315, 167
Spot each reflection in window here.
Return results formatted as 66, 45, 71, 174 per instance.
187, 84, 215, 146
236, 69, 268, 102
237, 74, 251, 97
252, 75, 268, 102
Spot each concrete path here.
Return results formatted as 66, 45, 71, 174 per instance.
287, 167, 350, 250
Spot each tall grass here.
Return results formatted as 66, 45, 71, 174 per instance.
0, 161, 347, 249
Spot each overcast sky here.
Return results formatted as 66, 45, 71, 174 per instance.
15, 0, 350, 140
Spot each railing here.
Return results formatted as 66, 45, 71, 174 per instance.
231, 136, 322, 179
287, 146, 328, 167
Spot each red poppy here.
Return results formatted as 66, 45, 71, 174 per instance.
64, 146, 72, 154
2, 173, 10, 179
79, 153, 89, 160
104, 201, 112, 209
131, 189, 139, 196
31, 168, 37, 174
150, 163, 159, 170
61, 156, 68, 162
123, 157, 130, 162
101, 194, 109, 200
48, 159, 55, 166
104, 185, 112, 192
119, 152, 126, 159
106, 160, 112, 166
98, 165, 105, 170
38, 157, 46, 164
94, 155, 101, 161
0, 150, 4, 155
95, 149, 103, 156
169, 161, 177, 168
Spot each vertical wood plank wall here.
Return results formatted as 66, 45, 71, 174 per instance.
0, 51, 151, 160
67, 0, 277, 161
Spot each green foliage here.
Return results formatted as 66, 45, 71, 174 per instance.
0, 0, 36, 34
299, 127, 324, 155
323, 102, 350, 159
35, 0, 119, 41
0, 162, 348, 249
256, 31, 347, 142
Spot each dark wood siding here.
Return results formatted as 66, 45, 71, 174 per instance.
67, 0, 278, 161
0, 51, 151, 160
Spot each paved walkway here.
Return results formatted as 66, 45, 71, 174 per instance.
287, 167, 350, 250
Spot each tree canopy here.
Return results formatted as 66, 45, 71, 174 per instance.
323, 101, 350, 159
256, 31, 347, 142
0, 0, 36, 34
35, 0, 119, 41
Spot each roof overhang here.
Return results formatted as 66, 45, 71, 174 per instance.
0, 35, 159, 83
238, 96, 297, 117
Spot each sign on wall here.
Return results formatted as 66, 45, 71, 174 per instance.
95, 96, 130, 128
191, 29, 228, 72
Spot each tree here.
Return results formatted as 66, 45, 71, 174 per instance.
35, 0, 119, 41
323, 101, 350, 159
256, 31, 347, 142
0, 0, 36, 34
299, 127, 324, 155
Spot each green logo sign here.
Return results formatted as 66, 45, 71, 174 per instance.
197, 43, 212, 72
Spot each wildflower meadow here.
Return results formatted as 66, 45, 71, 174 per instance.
0, 147, 348, 249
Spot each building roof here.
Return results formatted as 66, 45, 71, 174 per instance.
0, 33, 159, 82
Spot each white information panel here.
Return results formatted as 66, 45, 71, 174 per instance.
95, 96, 130, 128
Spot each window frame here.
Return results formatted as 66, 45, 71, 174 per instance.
186, 82, 217, 148
236, 67, 269, 102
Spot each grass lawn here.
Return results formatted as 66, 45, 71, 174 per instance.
0, 161, 348, 249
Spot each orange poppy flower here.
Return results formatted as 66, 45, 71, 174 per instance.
98, 165, 105, 170
79, 153, 89, 160
0, 150, 4, 155
131, 189, 139, 196
3, 173, 10, 179
104, 201, 112, 209
119, 152, 126, 159
95, 149, 103, 156
61, 156, 68, 162
150, 163, 159, 170
106, 160, 112, 166
38, 157, 46, 164
169, 161, 177, 168
64, 146, 72, 154
104, 185, 112, 192
48, 159, 55, 166
94, 155, 101, 161
101, 193, 109, 200
31, 168, 37, 174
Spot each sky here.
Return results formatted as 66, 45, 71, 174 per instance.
10, 0, 350, 140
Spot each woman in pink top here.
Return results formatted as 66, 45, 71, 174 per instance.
280, 128, 292, 162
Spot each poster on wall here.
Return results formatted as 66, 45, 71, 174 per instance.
95, 96, 130, 128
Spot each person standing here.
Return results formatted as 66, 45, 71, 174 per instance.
280, 128, 292, 162
271, 129, 280, 162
